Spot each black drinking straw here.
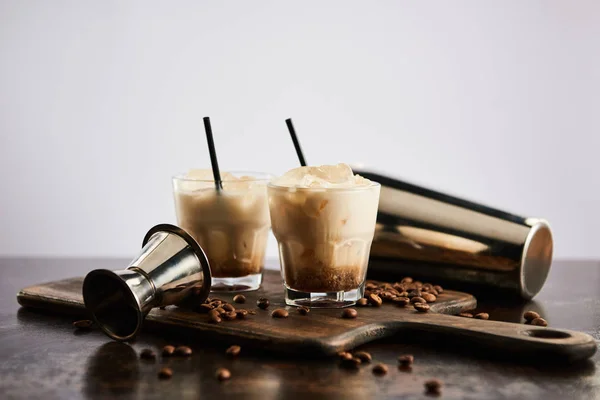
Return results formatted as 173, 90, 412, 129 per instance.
285, 118, 307, 166
203, 117, 223, 191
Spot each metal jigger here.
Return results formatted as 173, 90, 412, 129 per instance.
82, 224, 212, 341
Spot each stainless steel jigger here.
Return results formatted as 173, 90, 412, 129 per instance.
82, 224, 212, 341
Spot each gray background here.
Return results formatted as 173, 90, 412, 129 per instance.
1, 0, 598, 259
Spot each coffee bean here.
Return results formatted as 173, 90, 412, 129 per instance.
372, 363, 388, 375
523, 311, 540, 322
140, 349, 156, 360
216, 368, 231, 381
247, 310, 257, 315
233, 294, 246, 304
236, 309, 248, 319
421, 293, 437, 303
198, 304, 213, 314
208, 309, 221, 319
366, 282, 378, 290
424, 379, 443, 395
398, 354, 414, 366
257, 297, 270, 310
210, 297, 223, 303
428, 289, 439, 296
341, 308, 358, 319
340, 357, 362, 369
422, 283, 433, 291
411, 296, 426, 304
271, 309, 289, 318
298, 306, 310, 315
356, 298, 369, 307
214, 307, 226, 315
458, 312, 473, 318
162, 345, 175, 357
401, 277, 413, 284
433, 285, 443, 294
223, 311, 237, 321
414, 281, 423, 288
394, 297, 411, 307
338, 351, 353, 361
407, 290, 422, 299
354, 351, 372, 363
414, 303, 430, 313
367, 293, 383, 307
73, 320, 94, 330
531, 317, 548, 327
474, 313, 489, 320
175, 346, 192, 356
225, 345, 241, 357
223, 304, 235, 312
158, 367, 173, 379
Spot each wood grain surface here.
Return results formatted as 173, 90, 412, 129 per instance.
17, 270, 596, 361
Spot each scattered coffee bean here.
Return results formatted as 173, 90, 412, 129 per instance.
433, 285, 443, 294
216, 368, 231, 381
531, 317, 548, 327
341, 308, 358, 319
356, 298, 369, 307
162, 345, 175, 357
338, 351, 353, 361
175, 346, 192, 356
474, 313, 489, 320
271, 309, 289, 318
421, 293, 437, 303
402, 277, 413, 284
428, 289, 439, 296
367, 293, 383, 307
158, 367, 173, 379
523, 311, 540, 322
414, 303, 430, 313
354, 351, 372, 363
398, 354, 414, 366
341, 357, 362, 369
140, 348, 156, 360
257, 297, 270, 310
407, 290, 422, 299
222, 311, 237, 321
226, 345, 241, 357
366, 282, 378, 290
298, 306, 310, 315
372, 363, 388, 375
73, 320, 94, 330
247, 310, 257, 315
458, 312, 473, 318
411, 296, 426, 304
236, 309, 248, 319
233, 294, 246, 304
223, 304, 235, 312
198, 304, 213, 314
393, 297, 410, 307
214, 307, 226, 315
210, 297, 222, 303
424, 379, 443, 395
414, 281, 423, 288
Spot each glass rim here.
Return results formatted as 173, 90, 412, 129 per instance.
267, 180, 380, 192
173, 170, 275, 182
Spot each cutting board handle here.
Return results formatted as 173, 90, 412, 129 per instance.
401, 313, 597, 362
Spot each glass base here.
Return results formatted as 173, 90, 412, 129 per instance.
284, 282, 365, 308
210, 273, 262, 292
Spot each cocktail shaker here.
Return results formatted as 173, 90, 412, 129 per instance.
354, 169, 553, 300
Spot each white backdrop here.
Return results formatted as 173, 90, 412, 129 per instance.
1, 1, 598, 259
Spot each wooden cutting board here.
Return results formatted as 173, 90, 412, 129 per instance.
17, 270, 596, 362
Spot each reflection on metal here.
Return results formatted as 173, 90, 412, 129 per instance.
355, 170, 553, 300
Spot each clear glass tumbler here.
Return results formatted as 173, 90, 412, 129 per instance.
173, 171, 272, 292
268, 181, 381, 307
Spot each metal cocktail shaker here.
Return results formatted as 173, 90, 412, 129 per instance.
354, 169, 553, 300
